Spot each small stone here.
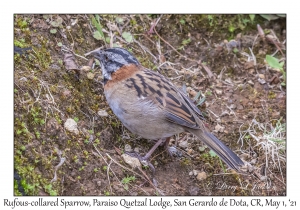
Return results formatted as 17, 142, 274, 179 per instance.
215, 89, 222, 95
199, 146, 206, 152
258, 74, 265, 79
258, 78, 266, 84
134, 147, 140, 153
87, 72, 95, 80
187, 87, 197, 97
248, 80, 254, 85
260, 176, 267, 181
196, 172, 207, 181
189, 171, 193, 176
124, 144, 133, 152
229, 104, 237, 109
121, 154, 141, 168
64, 118, 79, 135
249, 68, 255, 74
187, 149, 193, 155
98, 110, 109, 117
189, 186, 200, 196
193, 170, 200, 176
81, 66, 91, 72
96, 181, 102, 187
215, 124, 225, 133
179, 140, 188, 149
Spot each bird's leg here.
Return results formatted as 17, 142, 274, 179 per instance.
142, 138, 164, 160
125, 139, 164, 186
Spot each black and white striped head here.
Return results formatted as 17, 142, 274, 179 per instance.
92, 48, 139, 81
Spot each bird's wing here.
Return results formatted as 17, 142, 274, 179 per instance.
133, 68, 203, 129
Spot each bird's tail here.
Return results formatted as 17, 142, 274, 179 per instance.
187, 128, 244, 171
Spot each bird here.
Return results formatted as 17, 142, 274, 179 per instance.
90, 47, 244, 171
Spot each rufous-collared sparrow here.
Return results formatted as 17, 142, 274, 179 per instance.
90, 47, 244, 171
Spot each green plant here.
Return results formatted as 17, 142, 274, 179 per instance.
265, 55, 286, 86
121, 176, 136, 191
205, 90, 212, 96
179, 18, 186, 25
14, 39, 27, 48
179, 38, 191, 50
259, 14, 285, 21
91, 15, 106, 42
44, 184, 58, 196
121, 175, 136, 184
249, 14, 255, 23
74, 117, 79, 123
207, 15, 214, 26
35, 131, 40, 139
193, 91, 206, 106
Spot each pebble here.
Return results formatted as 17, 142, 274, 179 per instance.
124, 144, 133, 152
249, 68, 255, 74
96, 181, 102, 187
81, 66, 91, 72
215, 89, 223, 95
187, 149, 193, 155
229, 104, 237, 109
260, 176, 267, 181
121, 154, 141, 168
248, 80, 254, 85
193, 170, 200, 176
258, 74, 265, 79
199, 146, 206, 152
64, 118, 79, 135
87, 72, 95, 80
215, 124, 225, 133
189, 186, 200, 196
196, 172, 207, 181
179, 140, 188, 149
258, 78, 266, 84
98, 110, 109, 117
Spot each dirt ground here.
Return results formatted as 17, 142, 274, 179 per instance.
14, 14, 286, 196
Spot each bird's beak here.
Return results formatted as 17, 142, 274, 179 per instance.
84, 48, 104, 58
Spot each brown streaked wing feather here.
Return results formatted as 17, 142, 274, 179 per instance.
139, 68, 201, 129
178, 89, 205, 120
